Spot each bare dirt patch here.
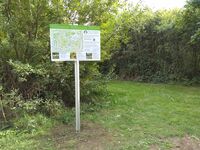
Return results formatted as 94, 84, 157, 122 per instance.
149, 144, 160, 150
49, 121, 117, 150
47, 123, 200, 150
149, 135, 200, 150
170, 135, 200, 150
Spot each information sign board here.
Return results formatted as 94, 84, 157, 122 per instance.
50, 24, 101, 132
50, 24, 100, 61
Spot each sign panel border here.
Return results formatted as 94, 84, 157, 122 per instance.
50, 24, 100, 30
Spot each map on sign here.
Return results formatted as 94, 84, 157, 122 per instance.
50, 24, 100, 61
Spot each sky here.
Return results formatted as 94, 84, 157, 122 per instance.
127, 0, 187, 10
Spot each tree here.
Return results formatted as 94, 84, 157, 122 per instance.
0, 0, 118, 106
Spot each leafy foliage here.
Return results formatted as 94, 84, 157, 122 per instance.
102, 1, 200, 84
0, 0, 119, 124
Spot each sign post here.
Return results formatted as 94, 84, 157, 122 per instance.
75, 59, 80, 132
50, 24, 100, 132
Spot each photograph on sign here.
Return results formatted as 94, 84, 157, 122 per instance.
50, 24, 100, 61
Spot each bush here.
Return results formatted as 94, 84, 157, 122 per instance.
55, 109, 74, 124
0, 87, 22, 122
39, 99, 64, 117
0, 84, 68, 124
14, 114, 54, 133
2, 59, 108, 107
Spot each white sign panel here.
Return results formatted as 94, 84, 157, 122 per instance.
50, 24, 100, 61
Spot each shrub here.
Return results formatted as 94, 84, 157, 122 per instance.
0, 84, 67, 125
0, 87, 22, 122
14, 114, 54, 133
3, 60, 108, 107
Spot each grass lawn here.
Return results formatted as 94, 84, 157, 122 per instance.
1, 81, 200, 149
84, 81, 200, 149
